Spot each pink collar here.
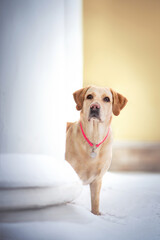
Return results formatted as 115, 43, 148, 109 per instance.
80, 122, 110, 148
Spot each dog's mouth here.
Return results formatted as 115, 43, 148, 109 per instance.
88, 103, 101, 121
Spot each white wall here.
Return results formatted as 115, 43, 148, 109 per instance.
0, 0, 82, 160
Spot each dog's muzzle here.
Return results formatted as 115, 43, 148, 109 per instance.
89, 102, 100, 120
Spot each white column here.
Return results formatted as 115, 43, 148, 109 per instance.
64, 0, 83, 122
0, 0, 83, 160
0, 0, 83, 210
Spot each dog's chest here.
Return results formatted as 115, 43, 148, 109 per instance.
71, 145, 111, 184
66, 123, 112, 184
78, 156, 109, 184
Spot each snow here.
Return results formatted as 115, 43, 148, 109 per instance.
0, 154, 82, 210
0, 154, 81, 188
0, 172, 160, 240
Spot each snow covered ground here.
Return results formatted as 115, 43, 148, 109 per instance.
0, 172, 160, 240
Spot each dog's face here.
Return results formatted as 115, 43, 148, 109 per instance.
73, 86, 128, 122
82, 86, 113, 123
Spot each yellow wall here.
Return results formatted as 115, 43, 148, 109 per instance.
83, 0, 160, 141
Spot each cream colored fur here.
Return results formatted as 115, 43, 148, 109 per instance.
65, 86, 127, 215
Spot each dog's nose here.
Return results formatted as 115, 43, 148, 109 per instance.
90, 103, 100, 110
89, 102, 100, 120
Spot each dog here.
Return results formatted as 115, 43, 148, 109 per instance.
65, 86, 128, 215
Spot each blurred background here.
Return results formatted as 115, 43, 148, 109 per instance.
83, 0, 160, 172
0, 0, 160, 172
0, 2, 159, 238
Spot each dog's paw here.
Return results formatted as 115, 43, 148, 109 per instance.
91, 210, 101, 216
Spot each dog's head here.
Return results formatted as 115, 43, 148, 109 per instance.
73, 86, 128, 122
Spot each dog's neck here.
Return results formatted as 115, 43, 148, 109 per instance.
80, 116, 112, 145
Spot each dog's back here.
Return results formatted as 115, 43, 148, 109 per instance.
66, 122, 74, 132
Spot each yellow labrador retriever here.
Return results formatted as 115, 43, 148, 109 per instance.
65, 86, 127, 215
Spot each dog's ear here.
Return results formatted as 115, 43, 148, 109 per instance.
73, 86, 90, 111
110, 89, 128, 116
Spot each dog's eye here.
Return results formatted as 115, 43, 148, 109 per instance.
87, 94, 93, 100
103, 97, 110, 102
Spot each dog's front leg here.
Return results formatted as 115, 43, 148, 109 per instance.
90, 178, 102, 215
